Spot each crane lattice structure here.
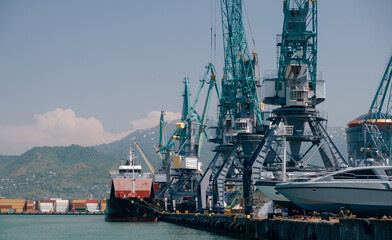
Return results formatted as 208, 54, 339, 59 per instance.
218, 0, 263, 133
245, 0, 348, 214
197, 0, 266, 214
362, 52, 392, 166
276, 0, 318, 103
155, 64, 219, 211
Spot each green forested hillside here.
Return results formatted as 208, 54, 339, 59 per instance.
0, 124, 348, 201
0, 145, 119, 200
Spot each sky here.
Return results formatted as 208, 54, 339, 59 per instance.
0, 0, 391, 155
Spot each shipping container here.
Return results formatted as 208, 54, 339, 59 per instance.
70, 200, 87, 204
40, 200, 56, 204
0, 205, 12, 209
39, 202, 54, 212
0, 199, 26, 211
70, 203, 87, 207
55, 199, 69, 212
73, 207, 88, 212
0, 199, 26, 204
100, 199, 107, 212
100, 203, 106, 212
86, 203, 99, 212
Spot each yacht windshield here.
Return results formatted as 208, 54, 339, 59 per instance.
333, 169, 379, 180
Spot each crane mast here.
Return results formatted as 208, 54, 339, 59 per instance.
217, 0, 262, 140
155, 64, 219, 211
198, 0, 266, 214
247, 0, 347, 215
276, 0, 318, 102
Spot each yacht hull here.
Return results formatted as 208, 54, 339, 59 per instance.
276, 182, 392, 215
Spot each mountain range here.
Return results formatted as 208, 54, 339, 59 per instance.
0, 123, 348, 200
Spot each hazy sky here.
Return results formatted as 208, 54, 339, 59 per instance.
0, 0, 391, 155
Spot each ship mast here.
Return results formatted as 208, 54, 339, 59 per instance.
130, 144, 135, 195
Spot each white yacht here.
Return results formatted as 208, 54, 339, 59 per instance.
255, 170, 328, 207
275, 166, 392, 215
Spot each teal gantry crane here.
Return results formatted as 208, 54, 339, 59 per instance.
247, 0, 348, 214
155, 64, 219, 211
197, 0, 267, 214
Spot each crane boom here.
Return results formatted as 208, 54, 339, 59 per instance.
134, 142, 155, 175
366, 53, 392, 121
363, 52, 392, 164
198, 63, 220, 158
218, 0, 262, 136
153, 145, 163, 160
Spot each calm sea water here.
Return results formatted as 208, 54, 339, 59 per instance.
0, 215, 236, 240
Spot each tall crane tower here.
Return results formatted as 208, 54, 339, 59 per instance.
246, 0, 348, 214
197, 0, 267, 214
217, 0, 263, 134
156, 64, 219, 211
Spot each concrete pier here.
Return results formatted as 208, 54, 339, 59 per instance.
0, 211, 104, 215
160, 213, 392, 240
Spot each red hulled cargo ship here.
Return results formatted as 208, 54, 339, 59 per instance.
105, 145, 160, 222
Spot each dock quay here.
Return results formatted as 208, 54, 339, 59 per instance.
0, 211, 104, 215
159, 213, 392, 240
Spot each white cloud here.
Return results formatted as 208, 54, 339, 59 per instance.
129, 111, 181, 130
0, 108, 130, 155
0, 109, 181, 156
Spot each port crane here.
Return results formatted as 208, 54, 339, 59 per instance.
362, 53, 392, 165
155, 63, 219, 211
197, 0, 266, 214
246, 0, 348, 214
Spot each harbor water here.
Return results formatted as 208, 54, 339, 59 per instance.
0, 215, 236, 240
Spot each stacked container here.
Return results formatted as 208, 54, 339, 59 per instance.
86, 200, 99, 212
39, 200, 55, 212
100, 199, 106, 212
69, 200, 87, 212
25, 200, 36, 212
0, 199, 25, 213
55, 199, 69, 212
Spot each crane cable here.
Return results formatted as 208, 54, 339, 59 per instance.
243, 0, 256, 50
210, 0, 217, 64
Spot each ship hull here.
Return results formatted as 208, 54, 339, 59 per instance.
105, 197, 158, 222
